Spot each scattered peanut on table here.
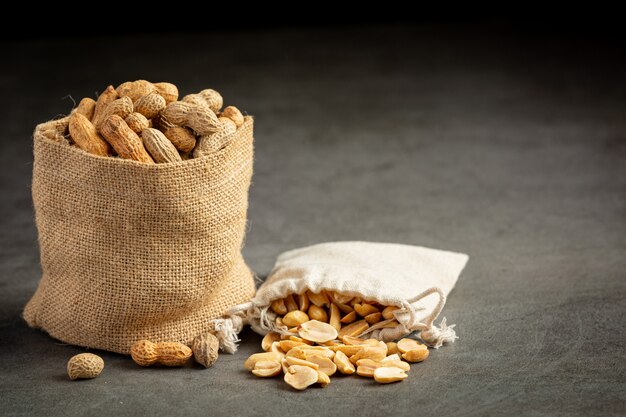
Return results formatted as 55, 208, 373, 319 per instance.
67, 353, 104, 380
246, 290, 430, 390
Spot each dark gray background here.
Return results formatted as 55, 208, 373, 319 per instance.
1, 24, 625, 416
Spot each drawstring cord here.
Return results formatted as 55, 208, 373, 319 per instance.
401, 287, 458, 348
214, 285, 458, 353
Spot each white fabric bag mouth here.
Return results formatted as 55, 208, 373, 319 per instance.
214, 241, 469, 353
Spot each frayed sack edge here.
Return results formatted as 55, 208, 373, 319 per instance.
211, 286, 458, 354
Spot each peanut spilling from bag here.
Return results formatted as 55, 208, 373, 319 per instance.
246, 290, 430, 390
61, 81, 246, 163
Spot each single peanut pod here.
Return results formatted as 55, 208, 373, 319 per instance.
142, 128, 182, 163
285, 356, 319, 370
316, 370, 331, 387
68, 113, 112, 157
154, 82, 178, 104
155, 342, 192, 366
159, 101, 188, 125
38, 118, 69, 144
284, 294, 298, 312
219, 116, 236, 130
329, 303, 341, 331
67, 353, 104, 380
221, 105, 244, 127
261, 332, 281, 352
74, 97, 96, 120
100, 115, 154, 164
92, 85, 117, 124
162, 101, 220, 136
365, 312, 382, 324
199, 88, 223, 113
282, 310, 309, 327
373, 366, 408, 384
124, 112, 150, 134
333, 350, 355, 375
338, 319, 369, 338
182, 93, 208, 107
244, 352, 283, 371
134, 93, 166, 119
270, 298, 288, 315
284, 365, 318, 390
306, 355, 336, 376
297, 293, 309, 312
116, 80, 156, 102
192, 333, 219, 368
94, 96, 133, 130
307, 305, 328, 322
397, 338, 424, 354
193, 117, 237, 157
402, 346, 430, 363
354, 303, 380, 317
382, 305, 400, 320
163, 126, 196, 153
251, 360, 282, 377
130, 340, 158, 366
340, 311, 357, 324
386, 342, 399, 355
152, 113, 176, 131
307, 291, 330, 308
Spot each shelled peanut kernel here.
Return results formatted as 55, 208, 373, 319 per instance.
245, 290, 430, 390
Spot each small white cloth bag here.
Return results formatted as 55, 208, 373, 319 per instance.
214, 241, 469, 353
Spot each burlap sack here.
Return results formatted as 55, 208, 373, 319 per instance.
23, 116, 256, 354
222, 242, 468, 351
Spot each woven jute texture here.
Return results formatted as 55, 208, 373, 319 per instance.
24, 116, 256, 354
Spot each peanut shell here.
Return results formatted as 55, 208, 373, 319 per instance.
142, 128, 182, 163
67, 353, 104, 380
68, 113, 112, 156
192, 333, 219, 368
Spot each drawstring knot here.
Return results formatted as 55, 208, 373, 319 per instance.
419, 317, 457, 349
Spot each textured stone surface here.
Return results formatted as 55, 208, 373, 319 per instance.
0, 25, 625, 416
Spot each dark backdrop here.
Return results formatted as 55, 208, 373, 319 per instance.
1, 20, 625, 417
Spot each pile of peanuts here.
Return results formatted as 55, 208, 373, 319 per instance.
61, 80, 246, 163
246, 291, 429, 390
